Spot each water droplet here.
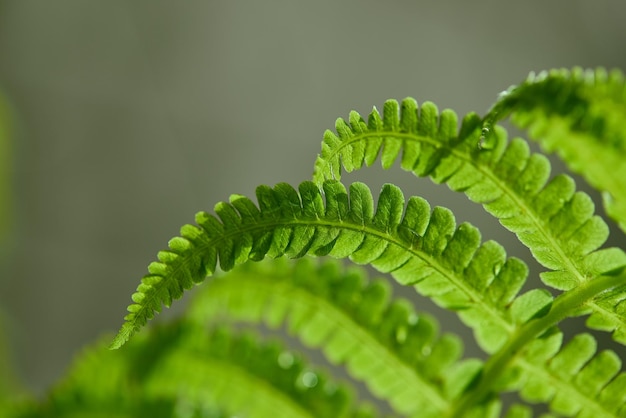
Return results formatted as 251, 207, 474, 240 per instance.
302, 371, 318, 388
478, 126, 495, 150
421, 346, 432, 356
408, 313, 419, 325
278, 351, 295, 369
497, 89, 510, 99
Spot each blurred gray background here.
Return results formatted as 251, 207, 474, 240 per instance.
1, 0, 626, 397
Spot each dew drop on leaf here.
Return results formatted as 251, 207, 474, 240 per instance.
302, 371, 318, 388
478, 127, 495, 150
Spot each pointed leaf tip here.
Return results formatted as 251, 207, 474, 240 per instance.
108, 334, 126, 350
109, 324, 135, 350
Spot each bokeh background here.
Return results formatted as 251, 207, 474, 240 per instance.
1, 0, 626, 398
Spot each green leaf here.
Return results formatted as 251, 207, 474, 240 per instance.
510, 289, 553, 325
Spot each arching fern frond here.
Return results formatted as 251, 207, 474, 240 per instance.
112, 180, 532, 354
311, 98, 626, 344
482, 67, 626, 232
187, 258, 475, 417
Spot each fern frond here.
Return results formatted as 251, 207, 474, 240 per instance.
112, 180, 532, 354
483, 67, 626, 232
503, 330, 626, 418
311, 98, 626, 343
187, 258, 473, 417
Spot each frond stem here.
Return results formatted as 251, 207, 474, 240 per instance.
449, 271, 626, 417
